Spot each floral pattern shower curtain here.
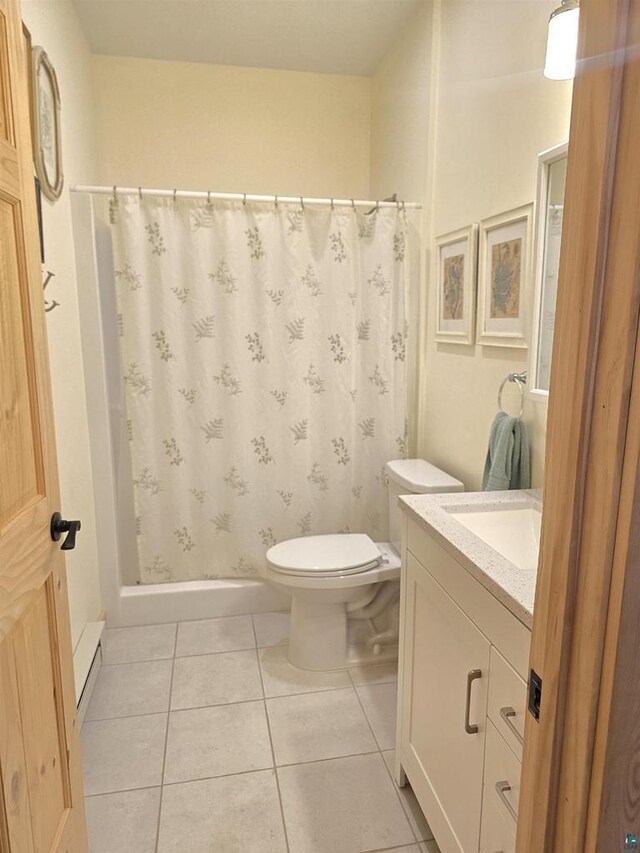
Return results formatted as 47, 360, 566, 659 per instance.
106, 194, 408, 583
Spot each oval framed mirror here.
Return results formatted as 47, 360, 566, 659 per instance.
31, 46, 64, 202
529, 141, 568, 400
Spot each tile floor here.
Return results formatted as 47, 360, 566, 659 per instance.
82, 611, 441, 853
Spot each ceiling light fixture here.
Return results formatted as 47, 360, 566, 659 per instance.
544, 0, 580, 81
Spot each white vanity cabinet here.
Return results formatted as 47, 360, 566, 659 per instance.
396, 517, 532, 853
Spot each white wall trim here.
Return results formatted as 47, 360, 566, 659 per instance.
75, 620, 105, 726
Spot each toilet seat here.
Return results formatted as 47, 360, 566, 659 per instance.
266, 534, 382, 578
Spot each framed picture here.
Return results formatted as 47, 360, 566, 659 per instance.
434, 224, 478, 345
31, 46, 63, 202
477, 204, 534, 348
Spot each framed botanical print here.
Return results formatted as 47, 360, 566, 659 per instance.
31, 46, 63, 202
477, 204, 534, 348
434, 224, 478, 345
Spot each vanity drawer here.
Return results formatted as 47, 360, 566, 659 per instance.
483, 720, 522, 830
487, 648, 527, 760
479, 785, 516, 853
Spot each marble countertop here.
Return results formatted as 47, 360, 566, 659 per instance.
399, 489, 542, 629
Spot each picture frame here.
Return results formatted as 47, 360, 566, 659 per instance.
434, 224, 478, 345
476, 203, 534, 348
31, 46, 63, 202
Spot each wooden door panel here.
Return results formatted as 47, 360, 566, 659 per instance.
13, 586, 69, 851
0, 498, 53, 643
0, 638, 34, 852
0, 192, 42, 529
0, 15, 14, 145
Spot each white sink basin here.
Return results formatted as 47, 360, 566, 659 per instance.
447, 505, 541, 574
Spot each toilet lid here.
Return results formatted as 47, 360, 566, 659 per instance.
266, 534, 382, 576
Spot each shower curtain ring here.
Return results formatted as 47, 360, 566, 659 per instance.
173, 188, 177, 203
243, 193, 247, 206
275, 195, 279, 208
138, 187, 142, 199
396, 198, 401, 210
300, 196, 305, 210
112, 185, 117, 199
207, 191, 211, 205
351, 199, 356, 210
330, 198, 335, 211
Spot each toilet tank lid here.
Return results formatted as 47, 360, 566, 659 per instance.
385, 459, 464, 494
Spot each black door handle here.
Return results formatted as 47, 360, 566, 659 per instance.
50, 513, 82, 551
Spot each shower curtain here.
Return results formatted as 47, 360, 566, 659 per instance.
106, 194, 409, 583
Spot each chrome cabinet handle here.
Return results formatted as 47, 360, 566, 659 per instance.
499, 705, 524, 746
495, 780, 518, 822
464, 669, 482, 734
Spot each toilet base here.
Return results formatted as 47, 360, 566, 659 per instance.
287, 597, 398, 671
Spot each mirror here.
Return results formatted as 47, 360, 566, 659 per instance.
530, 142, 568, 397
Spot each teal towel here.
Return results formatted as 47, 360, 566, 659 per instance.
482, 411, 531, 491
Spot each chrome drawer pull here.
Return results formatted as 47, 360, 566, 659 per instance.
500, 705, 524, 746
495, 780, 518, 822
464, 669, 482, 734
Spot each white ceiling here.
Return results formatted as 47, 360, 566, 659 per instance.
73, 0, 423, 76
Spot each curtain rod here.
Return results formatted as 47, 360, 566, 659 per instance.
71, 185, 422, 210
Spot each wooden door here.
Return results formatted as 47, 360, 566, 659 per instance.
400, 554, 490, 853
517, 0, 640, 850
0, 1, 87, 851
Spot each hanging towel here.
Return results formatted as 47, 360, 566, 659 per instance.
482, 411, 531, 491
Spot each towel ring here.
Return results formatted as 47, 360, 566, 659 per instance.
498, 372, 526, 419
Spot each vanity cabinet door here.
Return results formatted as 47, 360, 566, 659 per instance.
401, 553, 491, 853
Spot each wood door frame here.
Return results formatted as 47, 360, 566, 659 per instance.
518, 0, 640, 849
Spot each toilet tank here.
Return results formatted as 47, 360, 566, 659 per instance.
386, 459, 464, 553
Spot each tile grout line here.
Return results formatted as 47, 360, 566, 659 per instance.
84, 782, 161, 799
84, 680, 377, 724
350, 671, 421, 845
87, 748, 387, 797
252, 615, 291, 853
351, 670, 386, 753
380, 744, 434, 845
101, 644, 258, 668
154, 622, 178, 853
103, 611, 289, 632
101, 641, 288, 667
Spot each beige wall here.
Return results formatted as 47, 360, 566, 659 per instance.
91, 55, 371, 198
370, 1, 433, 203
21, 0, 102, 649
370, 2, 435, 456
417, 0, 573, 490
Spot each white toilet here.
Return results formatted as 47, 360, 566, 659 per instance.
261, 459, 464, 670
